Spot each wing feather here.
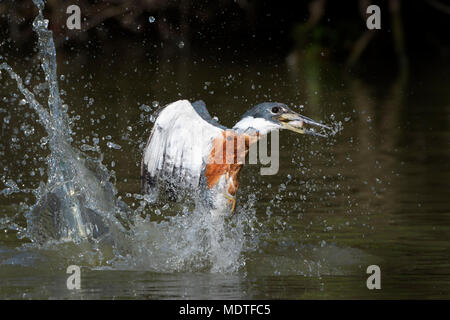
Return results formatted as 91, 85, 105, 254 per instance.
141, 100, 224, 195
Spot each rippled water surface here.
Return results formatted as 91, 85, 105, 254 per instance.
0, 6, 449, 299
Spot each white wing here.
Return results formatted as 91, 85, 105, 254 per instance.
141, 100, 224, 195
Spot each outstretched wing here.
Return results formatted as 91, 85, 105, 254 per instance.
141, 100, 224, 195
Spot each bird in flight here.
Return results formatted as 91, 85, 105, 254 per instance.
141, 100, 329, 217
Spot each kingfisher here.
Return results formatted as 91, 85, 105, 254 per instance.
141, 100, 329, 216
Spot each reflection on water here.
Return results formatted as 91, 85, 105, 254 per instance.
1, 14, 450, 298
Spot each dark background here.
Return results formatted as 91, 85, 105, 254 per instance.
1, 0, 449, 69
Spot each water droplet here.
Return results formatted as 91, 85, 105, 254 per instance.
148, 16, 155, 23
178, 41, 185, 49
140, 104, 151, 112
106, 142, 121, 150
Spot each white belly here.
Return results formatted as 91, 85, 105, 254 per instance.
201, 175, 235, 217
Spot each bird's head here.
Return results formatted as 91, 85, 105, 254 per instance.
233, 102, 330, 137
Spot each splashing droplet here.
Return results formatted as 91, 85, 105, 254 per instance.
106, 141, 122, 150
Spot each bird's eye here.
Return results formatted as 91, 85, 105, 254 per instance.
271, 106, 281, 114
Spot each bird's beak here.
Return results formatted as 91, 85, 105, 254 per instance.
276, 111, 331, 137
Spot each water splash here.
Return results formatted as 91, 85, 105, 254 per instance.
110, 205, 258, 273
1, 1, 125, 246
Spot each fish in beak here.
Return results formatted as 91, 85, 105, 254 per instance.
276, 111, 331, 137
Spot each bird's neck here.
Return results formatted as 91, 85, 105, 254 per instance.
232, 116, 279, 136
204, 130, 260, 195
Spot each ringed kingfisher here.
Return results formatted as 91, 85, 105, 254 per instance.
141, 100, 329, 216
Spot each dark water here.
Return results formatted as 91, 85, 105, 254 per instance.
0, 42, 449, 299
